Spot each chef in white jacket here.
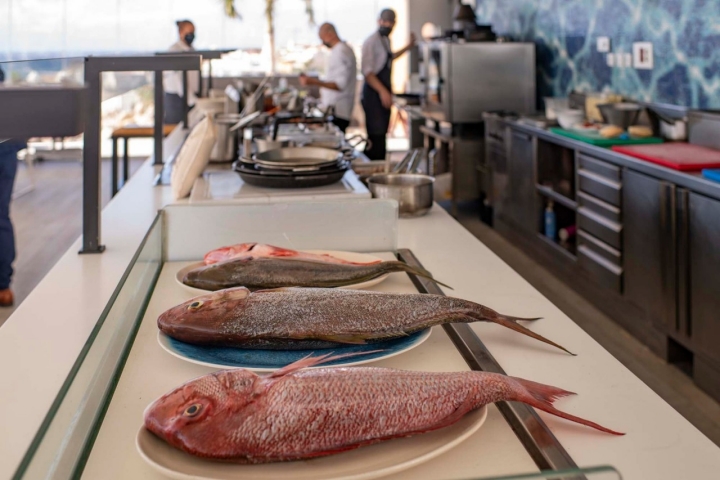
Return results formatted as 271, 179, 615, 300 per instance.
163, 20, 200, 124
300, 23, 357, 132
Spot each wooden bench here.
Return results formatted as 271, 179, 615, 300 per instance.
111, 124, 176, 196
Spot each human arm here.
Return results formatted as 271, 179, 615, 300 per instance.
361, 39, 393, 108
299, 74, 340, 91
392, 33, 417, 60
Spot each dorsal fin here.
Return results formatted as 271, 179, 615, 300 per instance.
267, 351, 383, 379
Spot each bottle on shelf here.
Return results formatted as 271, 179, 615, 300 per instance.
544, 200, 557, 241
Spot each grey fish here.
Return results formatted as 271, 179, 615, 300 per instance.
158, 287, 573, 354
182, 256, 451, 291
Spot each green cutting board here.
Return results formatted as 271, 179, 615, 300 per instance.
550, 128, 664, 147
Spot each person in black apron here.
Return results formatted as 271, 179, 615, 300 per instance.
361, 9, 416, 160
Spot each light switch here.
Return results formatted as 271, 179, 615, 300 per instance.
597, 37, 611, 53
623, 53, 633, 68
607, 53, 615, 67
633, 42, 654, 69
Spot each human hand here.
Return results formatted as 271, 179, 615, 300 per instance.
409, 32, 417, 46
299, 73, 309, 87
380, 89, 394, 109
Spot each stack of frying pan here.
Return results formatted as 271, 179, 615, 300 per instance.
233, 147, 352, 189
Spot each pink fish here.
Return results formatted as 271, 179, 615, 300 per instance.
144, 354, 623, 463
203, 243, 381, 266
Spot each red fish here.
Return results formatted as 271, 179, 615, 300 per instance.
144, 354, 623, 463
203, 243, 381, 266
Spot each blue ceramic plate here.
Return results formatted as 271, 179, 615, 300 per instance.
158, 329, 432, 372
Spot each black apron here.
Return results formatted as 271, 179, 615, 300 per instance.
362, 35, 392, 160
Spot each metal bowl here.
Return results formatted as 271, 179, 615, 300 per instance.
598, 103, 643, 130
367, 174, 435, 218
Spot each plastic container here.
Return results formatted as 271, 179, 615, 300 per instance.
544, 97, 570, 120
544, 201, 557, 240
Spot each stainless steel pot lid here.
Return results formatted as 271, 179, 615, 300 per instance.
253, 147, 343, 167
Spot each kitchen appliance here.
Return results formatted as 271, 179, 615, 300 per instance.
367, 174, 435, 217
210, 113, 242, 163
420, 42, 536, 123
597, 103, 643, 130
612, 143, 720, 171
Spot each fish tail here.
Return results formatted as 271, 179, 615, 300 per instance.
509, 377, 625, 435
483, 311, 575, 356
390, 262, 454, 290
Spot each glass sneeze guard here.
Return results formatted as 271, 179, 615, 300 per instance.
13, 214, 163, 480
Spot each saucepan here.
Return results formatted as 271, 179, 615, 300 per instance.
367, 173, 435, 218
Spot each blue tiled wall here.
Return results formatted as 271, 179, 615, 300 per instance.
476, 0, 720, 109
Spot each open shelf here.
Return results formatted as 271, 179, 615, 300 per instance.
537, 199, 577, 260
536, 184, 578, 210
537, 139, 576, 200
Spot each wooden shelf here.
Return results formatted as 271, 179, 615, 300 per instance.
536, 184, 578, 210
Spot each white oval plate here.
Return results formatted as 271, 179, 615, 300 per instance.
157, 328, 431, 373
175, 250, 389, 295
136, 405, 487, 480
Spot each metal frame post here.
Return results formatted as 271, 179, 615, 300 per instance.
80, 55, 201, 254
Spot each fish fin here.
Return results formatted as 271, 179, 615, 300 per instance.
392, 262, 454, 290
510, 377, 625, 435
480, 313, 575, 356
268, 350, 384, 378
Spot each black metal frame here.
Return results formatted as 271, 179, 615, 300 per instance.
155, 49, 234, 97
397, 248, 584, 475
80, 55, 201, 255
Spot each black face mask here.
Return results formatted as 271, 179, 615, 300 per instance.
378, 26, 393, 37
184, 33, 195, 46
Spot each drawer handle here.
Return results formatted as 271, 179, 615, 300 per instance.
578, 207, 622, 232
578, 169, 621, 189
579, 245, 623, 275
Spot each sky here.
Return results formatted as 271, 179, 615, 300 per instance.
0, 0, 402, 58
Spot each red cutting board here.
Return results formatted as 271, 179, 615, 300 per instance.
612, 143, 720, 171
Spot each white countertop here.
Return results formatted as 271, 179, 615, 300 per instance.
1, 161, 720, 478
189, 168, 370, 204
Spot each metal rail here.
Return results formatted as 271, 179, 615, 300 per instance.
396, 248, 585, 476
81, 55, 201, 254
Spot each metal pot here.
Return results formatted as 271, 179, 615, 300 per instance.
210, 113, 242, 163
367, 174, 435, 218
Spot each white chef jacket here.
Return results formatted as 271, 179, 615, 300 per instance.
320, 42, 357, 121
162, 40, 200, 106
361, 31, 392, 77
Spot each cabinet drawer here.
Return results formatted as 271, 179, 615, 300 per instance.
578, 154, 621, 181
578, 245, 623, 293
578, 169, 622, 206
578, 192, 621, 223
578, 230, 621, 267
578, 207, 622, 250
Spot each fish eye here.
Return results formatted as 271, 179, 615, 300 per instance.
184, 403, 202, 417
188, 301, 204, 311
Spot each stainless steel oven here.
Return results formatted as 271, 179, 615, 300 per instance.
420, 41, 536, 123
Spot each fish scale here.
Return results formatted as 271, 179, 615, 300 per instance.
144, 360, 623, 463
158, 287, 573, 354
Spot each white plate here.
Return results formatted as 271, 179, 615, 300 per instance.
175, 250, 389, 295
136, 405, 487, 480
157, 328, 432, 373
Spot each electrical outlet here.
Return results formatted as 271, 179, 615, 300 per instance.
633, 42, 654, 69
597, 37, 611, 53
607, 53, 615, 67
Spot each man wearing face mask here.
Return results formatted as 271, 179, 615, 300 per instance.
299, 24, 357, 133
163, 20, 200, 124
361, 9, 416, 160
